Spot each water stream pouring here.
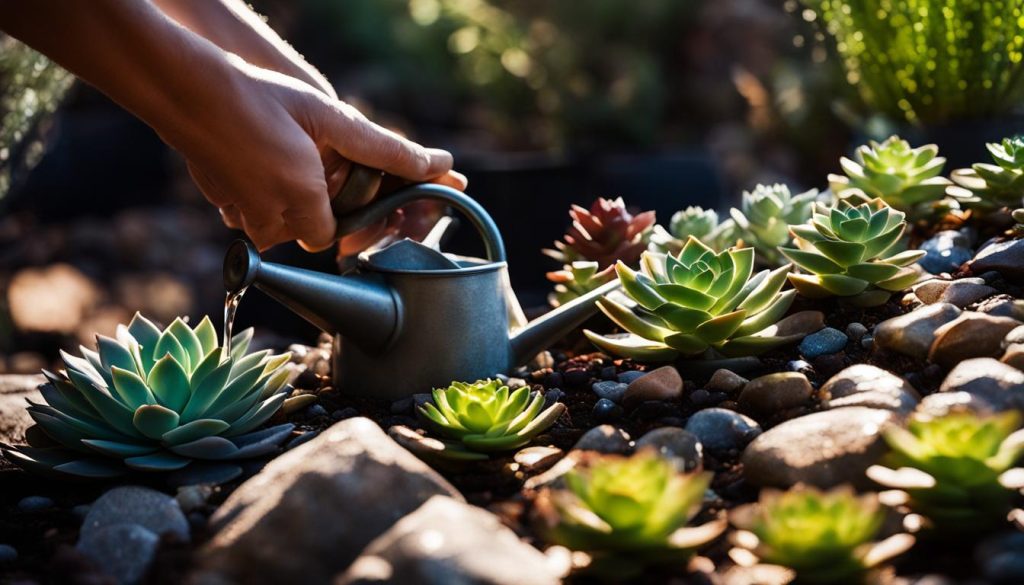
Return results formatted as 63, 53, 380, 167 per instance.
223, 179, 619, 400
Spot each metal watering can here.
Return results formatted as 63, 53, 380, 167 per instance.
223, 176, 619, 400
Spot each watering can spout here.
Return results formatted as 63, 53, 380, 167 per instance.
223, 240, 400, 355
509, 279, 621, 367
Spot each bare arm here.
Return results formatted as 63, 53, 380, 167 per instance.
151, 0, 336, 98
0, 0, 461, 251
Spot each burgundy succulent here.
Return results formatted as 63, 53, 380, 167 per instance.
544, 197, 656, 269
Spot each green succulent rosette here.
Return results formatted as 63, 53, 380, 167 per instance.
584, 236, 805, 361
416, 379, 565, 460
780, 198, 924, 307
534, 450, 725, 577
649, 206, 737, 255
4, 313, 294, 479
829, 135, 952, 217
729, 184, 817, 266
730, 485, 913, 584
949, 136, 1024, 212
546, 261, 617, 307
867, 410, 1024, 535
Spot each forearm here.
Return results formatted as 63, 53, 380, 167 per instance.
152, 0, 335, 97
0, 0, 234, 150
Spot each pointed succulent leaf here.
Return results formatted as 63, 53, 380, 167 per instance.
148, 354, 191, 412
110, 367, 155, 410
193, 316, 219, 358
133, 404, 181, 440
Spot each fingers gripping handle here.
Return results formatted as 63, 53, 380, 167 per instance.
332, 165, 506, 263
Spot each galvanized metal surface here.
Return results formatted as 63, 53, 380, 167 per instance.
223, 182, 620, 400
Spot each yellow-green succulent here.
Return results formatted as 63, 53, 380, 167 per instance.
780, 198, 924, 307
584, 237, 803, 361
867, 410, 1024, 535
730, 485, 913, 584
949, 136, 1024, 212
417, 379, 565, 460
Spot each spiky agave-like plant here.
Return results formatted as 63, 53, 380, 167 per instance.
729, 184, 817, 266
949, 136, 1024, 212
780, 198, 924, 307
730, 485, 913, 584
533, 450, 725, 578
543, 197, 656, 269
584, 237, 806, 361
649, 206, 737, 255
867, 410, 1024, 535
546, 261, 617, 307
4, 313, 294, 478
829, 136, 952, 217
416, 379, 565, 460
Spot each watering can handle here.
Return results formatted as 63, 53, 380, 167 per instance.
332, 165, 507, 263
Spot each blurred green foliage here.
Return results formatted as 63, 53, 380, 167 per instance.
804, 0, 1024, 125
0, 36, 71, 201
294, 0, 699, 150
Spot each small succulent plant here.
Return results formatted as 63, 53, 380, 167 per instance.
649, 206, 737, 255
949, 136, 1024, 212
544, 197, 656, 269
584, 237, 804, 361
867, 410, 1024, 535
780, 198, 924, 307
829, 136, 952, 216
546, 261, 617, 307
729, 184, 817, 266
416, 379, 565, 460
730, 485, 913, 584
4, 313, 294, 478
533, 450, 725, 577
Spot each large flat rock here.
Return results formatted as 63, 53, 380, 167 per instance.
0, 374, 44, 444
197, 417, 462, 585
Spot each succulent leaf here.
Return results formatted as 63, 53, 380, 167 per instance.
4, 313, 294, 479
730, 184, 817, 266
949, 136, 1024, 212
867, 410, 1024, 534
781, 198, 923, 306
649, 206, 737, 254
534, 450, 724, 576
730, 485, 912, 584
830, 136, 953, 217
587, 238, 802, 360
546, 261, 617, 307
416, 379, 565, 458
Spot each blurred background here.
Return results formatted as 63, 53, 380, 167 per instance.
1, 0, 1023, 372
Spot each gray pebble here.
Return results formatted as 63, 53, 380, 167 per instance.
593, 398, 624, 422
799, 327, 848, 358
17, 496, 54, 512
684, 408, 761, 458
846, 322, 868, 341
591, 381, 628, 403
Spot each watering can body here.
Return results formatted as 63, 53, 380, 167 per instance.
223, 180, 619, 400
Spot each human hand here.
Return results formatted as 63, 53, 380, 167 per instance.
179, 56, 462, 252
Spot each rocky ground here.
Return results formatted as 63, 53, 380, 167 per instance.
3, 229, 1024, 584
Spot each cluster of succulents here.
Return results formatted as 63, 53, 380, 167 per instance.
416, 379, 565, 460
4, 313, 294, 478
829, 136, 952, 218
780, 198, 925, 307
584, 237, 812, 361
730, 486, 913, 584
867, 410, 1024, 535
729, 183, 817, 266
543, 198, 656, 305
649, 206, 736, 255
533, 450, 725, 577
949, 137, 1024, 212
